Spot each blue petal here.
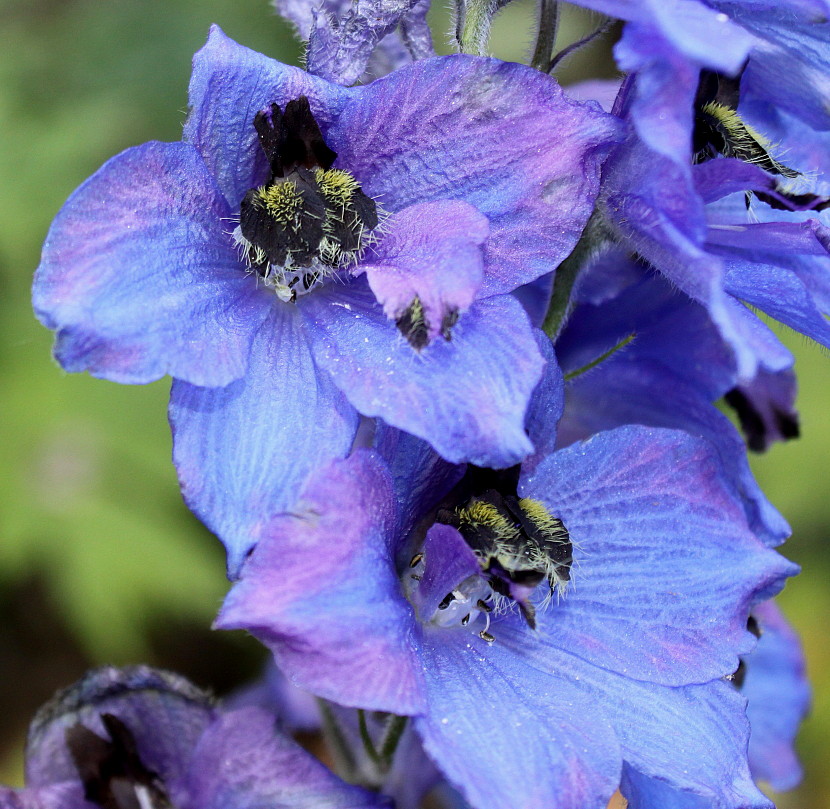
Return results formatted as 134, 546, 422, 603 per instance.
216, 451, 426, 714
358, 200, 488, 344
713, 225, 830, 350
186, 707, 391, 809
621, 763, 770, 809
327, 55, 621, 295
33, 141, 270, 386
614, 23, 700, 166
522, 330, 564, 476
744, 601, 810, 791
373, 422, 465, 541
301, 279, 542, 467
414, 629, 620, 809
184, 26, 350, 208
561, 362, 791, 546
519, 426, 797, 685
498, 624, 769, 807
722, 1, 830, 130
169, 306, 358, 576
571, 0, 752, 73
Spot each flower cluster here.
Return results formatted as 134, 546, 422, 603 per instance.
18, 1, 825, 807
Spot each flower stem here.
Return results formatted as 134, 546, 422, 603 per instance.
379, 714, 409, 766
531, 0, 559, 72
542, 210, 611, 340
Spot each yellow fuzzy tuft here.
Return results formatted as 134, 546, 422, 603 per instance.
253, 181, 303, 223
458, 501, 520, 542
315, 168, 360, 207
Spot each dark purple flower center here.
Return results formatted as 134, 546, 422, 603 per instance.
66, 713, 174, 809
232, 97, 379, 302
406, 473, 572, 641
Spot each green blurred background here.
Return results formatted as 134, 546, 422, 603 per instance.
0, 0, 827, 805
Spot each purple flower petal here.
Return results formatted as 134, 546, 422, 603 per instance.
33, 141, 270, 386
519, 426, 797, 685
561, 361, 791, 546
185, 706, 391, 809
25, 666, 215, 795
411, 523, 481, 620
571, 0, 753, 73
184, 26, 350, 208
216, 451, 425, 714
327, 55, 621, 295
358, 200, 488, 344
744, 601, 810, 791
169, 307, 359, 576
301, 280, 543, 467
414, 629, 621, 809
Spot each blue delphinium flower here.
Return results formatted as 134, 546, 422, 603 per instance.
216, 408, 796, 808
554, 261, 792, 545
33, 27, 619, 574
593, 74, 830, 383
0, 665, 389, 809
742, 600, 810, 791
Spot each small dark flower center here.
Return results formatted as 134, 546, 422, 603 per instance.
66, 713, 174, 809
233, 96, 379, 302
405, 467, 573, 642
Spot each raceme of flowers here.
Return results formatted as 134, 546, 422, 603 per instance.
21, 1, 826, 808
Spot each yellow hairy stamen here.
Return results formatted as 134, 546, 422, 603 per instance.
702, 101, 772, 149
518, 498, 563, 537
315, 168, 360, 207
458, 501, 521, 542
254, 181, 303, 223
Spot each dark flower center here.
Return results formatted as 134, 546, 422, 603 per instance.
692, 70, 830, 211
66, 713, 174, 809
233, 96, 379, 302
406, 468, 573, 641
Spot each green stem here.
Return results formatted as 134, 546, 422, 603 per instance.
563, 333, 636, 381
318, 699, 359, 780
378, 714, 409, 766
457, 0, 498, 54
531, 0, 559, 72
542, 210, 610, 340
357, 709, 382, 766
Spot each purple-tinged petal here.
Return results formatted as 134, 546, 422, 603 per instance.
358, 200, 488, 343
571, 0, 753, 73
25, 666, 215, 795
560, 362, 791, 546
184, 26, 350, 208
33, 141, 271, 387
614, 23, 700, 166
328, 56, 621, 295
519, 426, 797, 685
415, 629, 620, 809
302, 280, 542, 467
184, 706, 390, 809
522, 330, 563, 476
170, 307, 359, 576
216, 451, 425, 714
744, 601, 810, 791
412, 523, 481, 620
0, 783, 84, 809
372, 423, 465, 543
398, 0, 434, 60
